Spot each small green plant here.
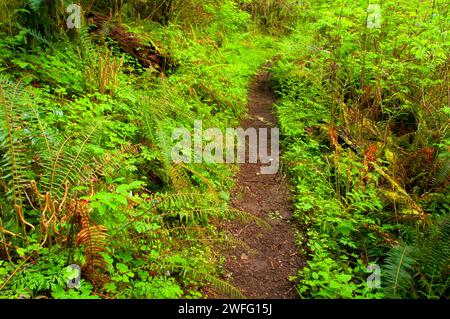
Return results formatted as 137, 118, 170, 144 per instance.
268, 210, 282, 220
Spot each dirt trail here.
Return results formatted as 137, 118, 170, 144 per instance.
220, 70, 304, 299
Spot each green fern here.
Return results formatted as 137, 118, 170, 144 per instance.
37, 122, 104, 198
383, 243, 415, 299
217, 230, 255, 253
172, 162, 219, 200
224, 208, 271, 229
0, 78, 34, 233
27, 0, 44, 12
204, 274, 246, 299
383, 216, 450, 299
168, 162, 191, 191
151, 192, 206, 210
0, 77, 112, 242
26, 28, 54, 48
416, 215, 450, 297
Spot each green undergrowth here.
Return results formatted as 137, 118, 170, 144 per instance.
272, 0, 449, 299
1, 0, 448, 300
272, 31, 384, 299
0, 2, 277, 299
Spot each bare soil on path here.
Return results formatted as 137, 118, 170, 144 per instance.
219, 70, 305, 299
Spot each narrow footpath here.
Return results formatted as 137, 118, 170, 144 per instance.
221, 70, 304, 299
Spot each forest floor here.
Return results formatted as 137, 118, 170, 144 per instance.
217, 70, 305, 299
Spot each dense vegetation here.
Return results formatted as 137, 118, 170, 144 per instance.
272, 0, 449, 298
0, 0, 448, 299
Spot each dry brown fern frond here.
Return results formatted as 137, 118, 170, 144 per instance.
30, 180, 70, 247
73, 199, 109, 284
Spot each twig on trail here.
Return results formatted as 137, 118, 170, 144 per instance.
236, 224, 252, 237
284, 286, 295, 296
274, 240, 288, 250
